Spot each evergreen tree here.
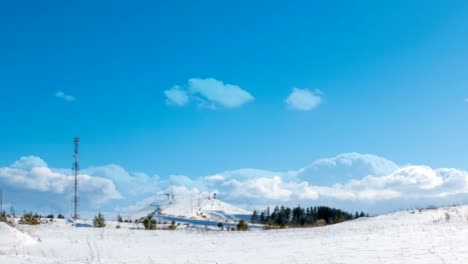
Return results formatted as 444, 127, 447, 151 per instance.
251, 210, 258, 223
252, 205, 359, 227
142, 214, 157, 230
259, 211, 266, 224
93, 213, 106, 228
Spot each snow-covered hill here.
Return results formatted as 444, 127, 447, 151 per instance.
2, 205, 468, 263
127, 194, 251, 221
0, 222, 36, 252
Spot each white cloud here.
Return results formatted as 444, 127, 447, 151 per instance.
5, 153, 468, 215
204, 174, 225, 182
0, 156, 122, 212
164, 78, 254, 109
164, 85, 189, 106
297, 152, 399, 184
54, 91, 75, 102
285, 88, 322, 111
188, 78, 254, 108
146, 153, 468, 213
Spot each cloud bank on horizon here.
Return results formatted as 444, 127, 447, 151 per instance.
2, 153, 468, 217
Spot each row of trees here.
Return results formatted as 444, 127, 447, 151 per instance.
251, 206, 368, 228
0, 211, 67, 226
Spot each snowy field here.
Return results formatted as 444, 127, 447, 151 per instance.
2, 205, 468, 263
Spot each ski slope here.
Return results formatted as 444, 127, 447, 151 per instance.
127, 195, 251, 221
2, 205, 468, 263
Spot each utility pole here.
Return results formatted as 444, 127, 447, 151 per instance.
72, 137, 80, 220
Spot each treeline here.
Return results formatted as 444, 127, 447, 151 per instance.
251, 206, 368, 228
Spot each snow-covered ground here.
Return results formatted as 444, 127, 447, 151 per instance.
2, 205, 468, 263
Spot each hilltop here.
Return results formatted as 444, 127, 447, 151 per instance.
127, 194, 251, 221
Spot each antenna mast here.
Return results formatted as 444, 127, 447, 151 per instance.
72, 137, 80, 220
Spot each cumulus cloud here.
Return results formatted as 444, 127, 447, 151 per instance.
296, 152, 399, 185
163, 78, 254, 109
0, 156, 122, 213
54, 91, 75, 102
84, 164, 159, 197
142, 153, 468, 214
5, 153, 468, 216
285, 88, 322, 111
164, 85, 189, 106
188, 78, 254, 108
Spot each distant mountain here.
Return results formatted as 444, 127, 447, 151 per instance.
127, 194, 251, 221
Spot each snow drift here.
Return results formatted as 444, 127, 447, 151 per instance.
0, 222, 36, 251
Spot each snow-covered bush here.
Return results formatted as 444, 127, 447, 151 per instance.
93, 213, 106, 228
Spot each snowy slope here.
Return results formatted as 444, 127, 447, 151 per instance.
2, 205, 468, 263
0, 222, 36, 252
127, 195, 251, 221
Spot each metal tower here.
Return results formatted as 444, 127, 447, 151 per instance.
72, 137, 79, 220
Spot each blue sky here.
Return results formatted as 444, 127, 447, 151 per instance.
1, 1, 468, 216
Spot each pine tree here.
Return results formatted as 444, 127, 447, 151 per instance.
142, 214, 157, 230
251, 210, 258, 223
259, 211, 266, 224
117, 214, 123, 223
93, 213, 106, 228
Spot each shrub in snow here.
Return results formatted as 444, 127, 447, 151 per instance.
0, 211, 7, 223
217, 222, 224, 230
0, 211, 14, 226
57, 214, 65, 219
236, 220, 248, 231
93, 213, 106, 228
315, 219, 327, 226
143, 215, 157, 230
168, 220, 177, 230
19, 212, 41, 225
